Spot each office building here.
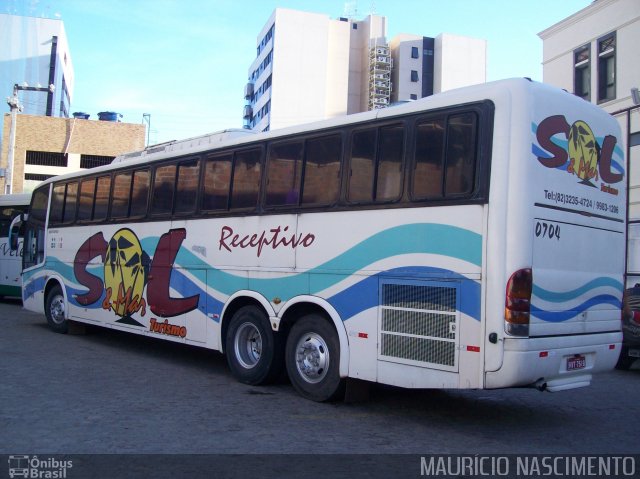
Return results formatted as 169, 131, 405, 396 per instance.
243, 8, 486, 132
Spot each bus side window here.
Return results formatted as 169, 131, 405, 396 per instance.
49, 184, 65, 225
151, 165, 176, 215
175, 160, 200, 214
130, 169, 150, 217
348, 128, 376, 202
202, 154, 232, 211
231, 149, 262, 210
93, 176, 111, 221
376, 125, 404, 202
266, 141, 303, 206
78, 178, 96, 222
302, 135, 341, 206
444, 112, 477, 196
412, 118, 445, 199
111, 172, 132, 219
62, 182, 78, 224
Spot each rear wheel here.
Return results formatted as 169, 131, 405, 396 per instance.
615, 348, 634, 370
225, 305, 283, 385
45, 285, 68, 334
285, 314, 345, 402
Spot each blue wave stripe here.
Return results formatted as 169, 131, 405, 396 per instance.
153, 223, 481, 301
533, 277, 623, 303
328, 267, 480, 322
532, 294, 622, 322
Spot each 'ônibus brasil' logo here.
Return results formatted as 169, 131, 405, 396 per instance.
536, 115, 622, 193
73, 228, 199, 327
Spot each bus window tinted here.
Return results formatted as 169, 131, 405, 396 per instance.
111, 172, 132, 218
202, 155, 231, 211
376, 125, 404, 201
130, 169, 150, 217
94, 176, 111, 221
348, 129, 376, 202
151, 164, 176, 215
302, 135, 341, 206
231, 149, 262, 210
50, 184, 65, 225
413, 118, 445, 199
78, 179, 96, 221
175, 160, 200, 214
266, 141, 303, 206
62, 182, 78, 224
445, 113, 477, 196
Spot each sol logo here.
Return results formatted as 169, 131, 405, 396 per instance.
536, 115, 622, 187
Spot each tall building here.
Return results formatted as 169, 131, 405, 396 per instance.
243, 8, 486, 132
390, 33, 486, 104
0, 14, 74, 120
538, 0, 640, 284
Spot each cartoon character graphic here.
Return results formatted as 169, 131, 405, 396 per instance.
103, 228, 150, 325
568, 120, 599, 186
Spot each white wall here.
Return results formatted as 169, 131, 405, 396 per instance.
434, 33, 486, 93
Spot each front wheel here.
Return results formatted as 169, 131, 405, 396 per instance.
225, 305, 284, 385
45, 285, 68, 334
285, 314, 345, 402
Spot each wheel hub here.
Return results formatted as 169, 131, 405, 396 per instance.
295, 333, 329, 383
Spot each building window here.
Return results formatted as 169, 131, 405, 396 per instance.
80, 154, 114, 168
573, 44, 590, 101
411, 46, 419, 59
411, 70, 419, 82
352, 23, 358, 30
25, 151, 68, 167
597, 32, 616, 103
410, 94, 418, 100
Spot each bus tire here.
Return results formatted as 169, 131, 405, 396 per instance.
285, 314, 345, 402
45, 285, 68, 334
225, 305, 283, 385
615, 348, 634, 370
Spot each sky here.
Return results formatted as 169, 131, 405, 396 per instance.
5, 0, 594, 145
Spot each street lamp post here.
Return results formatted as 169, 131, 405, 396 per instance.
4, 82, 55, 194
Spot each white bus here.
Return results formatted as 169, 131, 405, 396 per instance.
14, 79, 626, 401
0, 193, 29, 298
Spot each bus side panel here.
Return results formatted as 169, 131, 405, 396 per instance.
296, 206, 485, 388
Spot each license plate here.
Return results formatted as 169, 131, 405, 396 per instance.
629, 349, 640, 358
567, 355, 586, 371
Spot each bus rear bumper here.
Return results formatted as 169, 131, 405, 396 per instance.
484, 331, 622, 391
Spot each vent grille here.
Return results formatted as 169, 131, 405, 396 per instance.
379, 282, 458, 370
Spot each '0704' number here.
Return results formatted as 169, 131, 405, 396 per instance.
535, 221, 560, 240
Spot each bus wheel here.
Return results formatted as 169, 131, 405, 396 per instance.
615, 348, 634, 370
45, 285, 68, 334
225, 305, 283, 385
285, 314, 345, 402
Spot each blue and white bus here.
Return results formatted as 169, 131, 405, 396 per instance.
14, 79, 626, 401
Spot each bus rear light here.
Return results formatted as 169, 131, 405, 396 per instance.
539, 351, 549, 358
505, 268, 532, 337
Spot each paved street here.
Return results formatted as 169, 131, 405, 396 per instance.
1, 299, 639, 477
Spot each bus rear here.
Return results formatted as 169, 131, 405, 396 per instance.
485, 81, 625, 391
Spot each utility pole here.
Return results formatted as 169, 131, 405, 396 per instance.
4, 83, 55, 194
142, 113, 151, 147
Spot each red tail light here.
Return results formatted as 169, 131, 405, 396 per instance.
505, 268, 532, 337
